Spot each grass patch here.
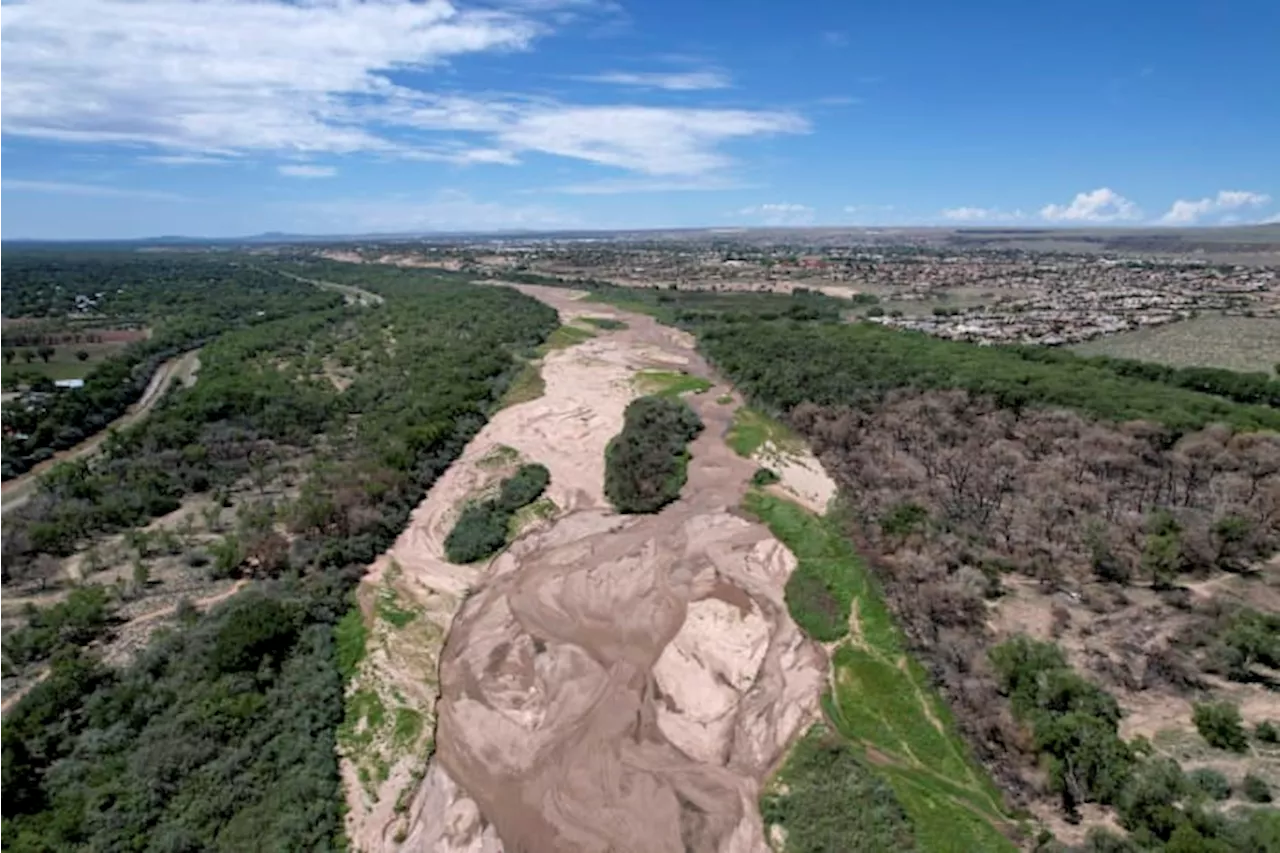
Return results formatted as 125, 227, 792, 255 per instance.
392, 707, 424, 749
748, 491, 1013, 851
538, 324, 595, 353
334, 607, 367, 682
509, 496, 557, 535
762, 724, 919, 852
633, 369, 713, 398
726, 407, 800, 458
376, 587, 418, 629
580, 316, 628, 330
339, 688, 387, 751
716, 393, 734, 405
477, 443, 520, 469
500, 362, 545, 407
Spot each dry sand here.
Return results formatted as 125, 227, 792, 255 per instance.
345, 284, 828, 852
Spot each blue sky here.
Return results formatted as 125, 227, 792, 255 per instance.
2, 0, 1277, 238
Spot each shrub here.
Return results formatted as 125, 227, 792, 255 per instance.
444, 464, 552, 564
1256, 720, 1279, 743
751, 467, 780, 487
1192, 701, 1248, 752
604, 395, 703, 514
443, 503, 508, 564
1186, 767, 1231, 801
1242, 774, 1272, 803
497, 463, 550, 512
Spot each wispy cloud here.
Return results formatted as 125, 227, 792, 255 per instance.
737, 202, 814, 226
278, 164, 337, 178
2, 179, 182, 200
2, 0, 801, 179
571, 70, 731, 90
142, 153, 236, 166
1160, 190, 1271, 224
822, 30, 848, 47
1040, 187, 1141, 223
941, 206, 1026, 222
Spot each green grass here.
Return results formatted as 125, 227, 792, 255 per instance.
500, 362, 545, 406
376, 587, 418, 629
633, 369, 713, 398
580, 316, 628, 330
716, 393, 734, 405
509, 496, 557, 535
477, 444, 520, 470
392, 707, 424, 748
339, 688, 387, 750
748, 491, 1014, 852
334, 607, 368, 682
2, 340, 132, 384
726, 407, 800, 458
538, 324, 595, 353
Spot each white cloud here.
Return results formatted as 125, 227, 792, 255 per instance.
939, 206, 1026, 222
1160, 190, 1271, 224
143, 153, 236, 166
822, 31, 849, 47
1040, 187, 1141, 222
737, 202, 814, 226
498, 107, 807, 176
1262, 212, 1280, 225
279, 164, 337, 179
844, 204, 896, 213
1, 0, 804, 178
2, 179, 182, 200
573, 70, 731, 90
295, 189, 578, 232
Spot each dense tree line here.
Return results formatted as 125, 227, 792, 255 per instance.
1, 266, 559, 849
2, 253, 345, 479
604, 395, 703, 513
700, 320, 1280, 434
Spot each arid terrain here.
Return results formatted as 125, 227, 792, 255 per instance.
342, 284, 832, 851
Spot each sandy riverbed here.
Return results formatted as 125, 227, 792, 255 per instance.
345, 283, 830, 853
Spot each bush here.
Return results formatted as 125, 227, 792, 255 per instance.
443, 503, 509, 564
2, 585, 115, 668
604, 395, 703, 514
1186, 767, 1231, 801
751, 467, 780, 486
1192, 701, 1248, 752
1256, 720, 1279, 743
444, 464, 551, 564
1242, 774, 1272, 803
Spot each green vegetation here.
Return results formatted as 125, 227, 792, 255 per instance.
746, 492, 1012, 852
762, 724, 919, 852
376, 586, 418, 629
633, 369, 712, 398
604, 395, 703, 513
1256, 720, 1279, 743
2, 253, 346, 479
744, 492, 859, 642
443, 463, 551, 563
1191, 701, 1248, 752
750, 466, 780, 487
539, 324, 595, 352
1, 261, 559, 850
1186, 768, 1231, 801
1242, 774, 1272, 803
500, 361, 545, 406
580, 316, 627, 330
991, 637, 1132, 811
700, 320, 1280, 434
2, 585, 114, 671
725, 406, 798, 458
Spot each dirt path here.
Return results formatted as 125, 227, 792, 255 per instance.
346, 285, 828, 853
272, 269, 384, 306
1, 349, 201, 517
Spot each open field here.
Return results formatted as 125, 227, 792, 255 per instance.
1071, 313, 1280, 372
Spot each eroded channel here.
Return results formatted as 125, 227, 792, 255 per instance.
347, 284, 828, 852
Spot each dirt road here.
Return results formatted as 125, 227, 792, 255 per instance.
272, 269, 384, 307
348, 284, 830, 852
1, 349, 201, 517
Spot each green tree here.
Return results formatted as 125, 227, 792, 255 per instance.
1192, 701, 1248, 752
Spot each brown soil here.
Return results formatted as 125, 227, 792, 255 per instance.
346, 284, 826, 852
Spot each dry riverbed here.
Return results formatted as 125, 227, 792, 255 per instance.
343, 284, 833, 852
